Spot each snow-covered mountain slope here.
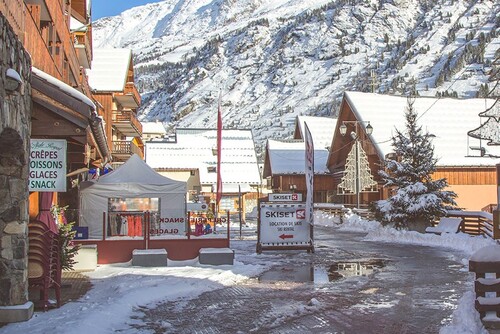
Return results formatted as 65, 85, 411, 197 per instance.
92, 0, 500, 158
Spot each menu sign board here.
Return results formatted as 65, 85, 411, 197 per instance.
29, 139, 67, 192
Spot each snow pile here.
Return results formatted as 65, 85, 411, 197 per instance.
362, 221, 496, 257
440, 291, 488, 334
314, 210, 381, 231
330, 212, 497, 257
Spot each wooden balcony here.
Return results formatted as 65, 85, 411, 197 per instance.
112, 140, 143, 161
24, 0, 85, 86
114, 82, 141, 109
72, 31, 92, 69
113, 110, 143, 137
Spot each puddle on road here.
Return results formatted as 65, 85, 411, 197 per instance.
327, 259, 386, 281
258, 259, 386, 284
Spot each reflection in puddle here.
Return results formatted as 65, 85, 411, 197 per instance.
258, 259, 386, 284
327, 259, 386, 281
360, 287, 380, 294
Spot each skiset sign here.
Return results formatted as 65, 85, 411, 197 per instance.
268, 193, 302, 202
258, 203, 311, 246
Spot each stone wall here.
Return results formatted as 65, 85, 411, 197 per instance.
0, 12, 32, 307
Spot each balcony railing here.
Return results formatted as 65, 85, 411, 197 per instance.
72, 31, 92, 69
125, 82, 141, 105
112, 110, 143, 137
114, 82, 141, 109
112, 140, 143, 160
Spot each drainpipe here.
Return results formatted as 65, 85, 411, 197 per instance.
89, 112, 112, 164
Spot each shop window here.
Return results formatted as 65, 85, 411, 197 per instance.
107, 198, 159, 238
219, 197, 234, 212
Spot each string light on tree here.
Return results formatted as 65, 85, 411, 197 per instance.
337, 121, 377, 208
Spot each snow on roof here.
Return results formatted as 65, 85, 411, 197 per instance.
70, 16, 87, 32
296, 116, 337, 149
87, 49, 132, 91
267, 139, 330, 174
32, 67, 96, 111
141, 121, 167, 135
344, 91, 500, 166
146, 128, 261, 186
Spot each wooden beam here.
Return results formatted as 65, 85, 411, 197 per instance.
31, 118, 86, 137
32, 91, 88, 129
32, 74, 93, 119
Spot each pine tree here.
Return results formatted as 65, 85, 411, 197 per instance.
372, 97, 457, 230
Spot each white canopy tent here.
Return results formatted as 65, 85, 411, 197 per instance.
79, 154, 187, 239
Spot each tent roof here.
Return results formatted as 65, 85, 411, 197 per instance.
98, 154, 185, 186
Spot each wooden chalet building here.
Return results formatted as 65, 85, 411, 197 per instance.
141, 120, 167, 141
87, 48, 143, 165
1, 0, 110, 322
263, 116, 338, 203
145, 128, 262, 216
327, 91, 500, 211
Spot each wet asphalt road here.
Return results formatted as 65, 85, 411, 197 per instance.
128, 226, 472, 334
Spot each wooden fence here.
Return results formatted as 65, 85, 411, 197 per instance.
443, 210, 498, 239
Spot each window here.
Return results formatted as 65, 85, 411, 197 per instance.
107, 198, 160, 238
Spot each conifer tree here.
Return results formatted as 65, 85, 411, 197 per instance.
372, 97, 457, 230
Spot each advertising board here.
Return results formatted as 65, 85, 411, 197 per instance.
268, 193, 302, 202
257, 202, 313, 253
29, 139, 67, 192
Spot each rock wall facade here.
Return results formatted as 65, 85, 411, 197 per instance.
0, 12, 32, 306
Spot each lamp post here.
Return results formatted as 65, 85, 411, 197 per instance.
339, 121, 373, 208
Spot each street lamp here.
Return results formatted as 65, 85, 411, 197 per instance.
339, 120, 373, 208
5, 68, 23, 94
339, 121, 372, 137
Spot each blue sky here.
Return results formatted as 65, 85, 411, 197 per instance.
91, 0, 163, 20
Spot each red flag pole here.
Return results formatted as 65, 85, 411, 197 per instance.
216, 90, 223, 221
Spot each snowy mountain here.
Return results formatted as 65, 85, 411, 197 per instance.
92, 0, 500, 158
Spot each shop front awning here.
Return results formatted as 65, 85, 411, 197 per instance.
31, 67, 111, 163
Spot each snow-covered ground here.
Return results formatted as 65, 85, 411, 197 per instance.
1, 211, 496, 334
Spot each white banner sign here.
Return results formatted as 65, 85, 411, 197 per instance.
304, 122, 314, 226
259, 203, 310, 244
29, 139, 67, 192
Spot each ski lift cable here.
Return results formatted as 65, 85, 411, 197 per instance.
416, 61, 485, 121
